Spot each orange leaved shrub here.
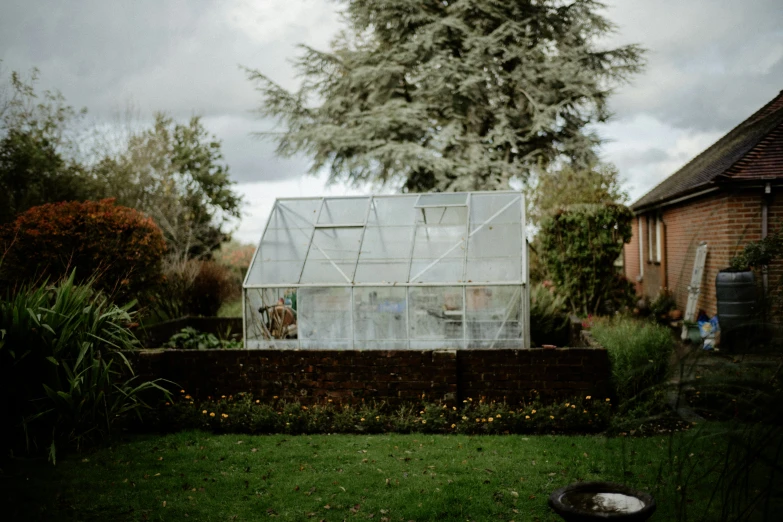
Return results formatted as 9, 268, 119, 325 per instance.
0, 199, 167, 303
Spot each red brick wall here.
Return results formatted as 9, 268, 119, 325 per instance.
129, 348, 610, 406
626, 188, 783, 318
661, 193, 732, 316
624, 218, 642, 294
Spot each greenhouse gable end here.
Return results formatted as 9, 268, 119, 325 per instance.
243, 192, 530, 350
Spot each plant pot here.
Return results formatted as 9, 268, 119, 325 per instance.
548, 481, 656, 521
669, 309, 683, 321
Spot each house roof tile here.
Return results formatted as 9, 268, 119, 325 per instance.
632, 90, 783, 211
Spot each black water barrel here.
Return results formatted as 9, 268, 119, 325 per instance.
716, 269, 757, 350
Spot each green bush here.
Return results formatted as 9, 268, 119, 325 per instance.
144, 392, 612, 436
165, 327, 242, 350
0, 199, 167, 304
0, 273, 169, 462
590, 316, 674, 406
529, 282, 570, 346
151, 258, 236, 319
538, 203, 633, 316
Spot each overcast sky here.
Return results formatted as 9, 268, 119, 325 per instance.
2, 0, 781, 243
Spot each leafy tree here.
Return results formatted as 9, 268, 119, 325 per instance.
0, 67, 93, 223
538, 203, 633, 315
92, 113, 243, 258
246, 0, 644, 192
527, 161, 628, 225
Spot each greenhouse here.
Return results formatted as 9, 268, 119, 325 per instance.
243, 191, 529, 350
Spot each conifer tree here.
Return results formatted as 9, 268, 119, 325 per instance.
247, 0, 644, 191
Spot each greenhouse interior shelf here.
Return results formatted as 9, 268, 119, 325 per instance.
243, 192, 529, 350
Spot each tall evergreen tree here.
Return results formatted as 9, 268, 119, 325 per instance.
246, 0, 644, 192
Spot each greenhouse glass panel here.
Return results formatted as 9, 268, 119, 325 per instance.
244, 192, 529, 350
465, 286, 522, 348
317, 197, 370, 225
298, 287, 352, 349
353, 287, 407, 349
300, 227, 363, 283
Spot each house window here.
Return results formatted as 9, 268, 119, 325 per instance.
637, 216, 644, 278
647, 214, 662, 264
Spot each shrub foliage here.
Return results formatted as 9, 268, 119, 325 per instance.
0, 274, 168, 462
147, 392, 612, 436
539, 203, 633, 315
0, 199, 167, 303
590, 316, 674, 406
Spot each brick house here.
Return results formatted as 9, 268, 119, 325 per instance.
624, 90, 783, 317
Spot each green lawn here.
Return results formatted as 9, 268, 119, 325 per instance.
3, 430, 726, 521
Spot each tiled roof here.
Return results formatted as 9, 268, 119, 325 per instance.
632, 90, 783, 211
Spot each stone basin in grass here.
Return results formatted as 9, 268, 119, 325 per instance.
548, 481, 656, 521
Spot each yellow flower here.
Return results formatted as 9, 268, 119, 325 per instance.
360, 418, 365, 422
476, 418, 480, 422
165, 402, 170, 406
586, 396, 591, 400
452, 406, 457, 410
605, 398, 611, 402
481, 418, 486, 423
180, 389, 185, 393
375, 416, 380, 420
525, 415, 530, 419
420, 410, 425, 414
256, 400, 260, 404
565, 403, 570, 407
531, 409, 536, 414
550, 416, 555, 419
202, 410, 207, 414
422, 420, 427, 424
496, 414, 501, 418
571, 405, 576, 408
221, 395, 226, 399
462, 416, 468, 420
451, 424, 456, 429
185, 395, 192, 400
302, 406, 308, 410
222, 413, 228, 418
273, 396, 279, 399
488, 417, 494, 422
209, 412, 215, 417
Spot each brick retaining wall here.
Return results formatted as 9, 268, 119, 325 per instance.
128, 347, 610, 406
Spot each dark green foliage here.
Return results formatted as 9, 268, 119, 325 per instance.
0, 199, 167, 304
152, 259, 236, 319
730, 226, 782, 270
148, 393, 611, 436
0, 274, 169, 462
539, 203, 634, 315
246, 0, 645, 191
529, 282, 570, 346
164, 327, 242, 350
0, 68, 94, 223
92, 113, 243, 257
590, 316, 674, 406
649, 288, 677, 321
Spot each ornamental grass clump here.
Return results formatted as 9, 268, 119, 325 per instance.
0, 273, 169, 463
590, 316, 674, 407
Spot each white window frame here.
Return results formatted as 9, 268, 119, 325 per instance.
655, 216, 663, 264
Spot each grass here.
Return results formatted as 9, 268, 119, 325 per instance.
218, 298, 242, 318
3, 430, 727, 521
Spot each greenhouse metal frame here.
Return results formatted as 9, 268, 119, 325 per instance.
243, 191, 529, 350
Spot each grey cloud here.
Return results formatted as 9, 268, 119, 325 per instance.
1, 0, 342, 185
604, 0, 783, 132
